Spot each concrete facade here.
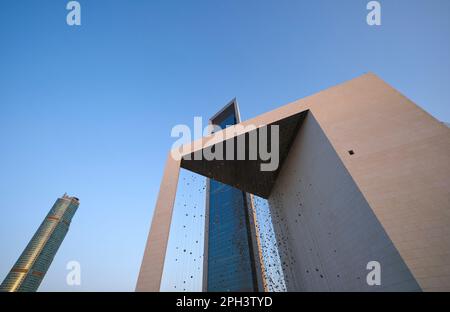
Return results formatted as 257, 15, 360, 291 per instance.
136, 73, 450, 292
296, 75, 450, 291
269, 113, 420, 291
136, 155, 180, 291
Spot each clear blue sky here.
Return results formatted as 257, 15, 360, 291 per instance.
0, 0, 449, 291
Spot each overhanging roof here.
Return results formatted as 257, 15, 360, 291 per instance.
180, 110, 308, 198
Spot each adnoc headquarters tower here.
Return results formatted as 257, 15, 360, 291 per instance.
0, 194, 79, 292
202, 99, 264, 292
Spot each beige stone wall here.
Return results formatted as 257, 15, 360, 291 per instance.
269, 112, 420, 291
269, 74, 450, 291
309, 75, 450, 291
136, 155, 181, 292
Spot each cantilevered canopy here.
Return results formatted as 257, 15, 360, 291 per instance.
180, 110, 308, 198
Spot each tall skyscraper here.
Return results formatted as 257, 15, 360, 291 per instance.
0, 194, 79, 292
202, 100, 263, 291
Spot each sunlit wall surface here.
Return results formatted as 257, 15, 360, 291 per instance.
0, 195, 79, 292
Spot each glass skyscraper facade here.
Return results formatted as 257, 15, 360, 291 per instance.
204, 100, 259, 291
0, 194, 79, 292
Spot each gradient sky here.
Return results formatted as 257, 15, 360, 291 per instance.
0, 0, 449, 291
